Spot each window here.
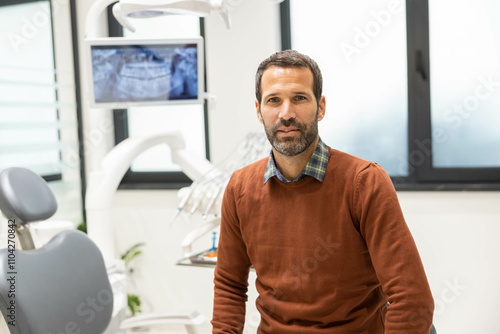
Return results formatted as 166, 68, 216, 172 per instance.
282, 0, 500, 188
109, 13, 209, 188
0, 0, 84, 222
0, 0, 61, 180
289, 0, 408, 177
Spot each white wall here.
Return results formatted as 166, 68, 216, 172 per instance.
76, 1, 500, 333
399, 192, 500, 334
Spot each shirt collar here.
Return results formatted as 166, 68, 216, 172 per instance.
263, 137, 329, 184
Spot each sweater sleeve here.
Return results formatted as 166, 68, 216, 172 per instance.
354, 163, 434, 334
212, 175, 252, 333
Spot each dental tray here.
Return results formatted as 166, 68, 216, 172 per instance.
189, 248, 218, 265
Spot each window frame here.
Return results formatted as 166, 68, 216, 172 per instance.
108, 12, 210, 189
281, 0, 500, 190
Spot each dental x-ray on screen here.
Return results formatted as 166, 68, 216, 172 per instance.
86, 38, 204, 108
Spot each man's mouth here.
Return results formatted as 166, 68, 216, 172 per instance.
277, 128, 299, 134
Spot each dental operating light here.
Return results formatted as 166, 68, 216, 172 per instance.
112, 0, 231, 31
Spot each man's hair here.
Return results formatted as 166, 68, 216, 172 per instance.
255, 49, 323, 105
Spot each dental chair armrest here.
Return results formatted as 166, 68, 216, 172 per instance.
119, 310, 205, 329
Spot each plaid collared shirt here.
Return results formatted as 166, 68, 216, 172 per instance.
263, 137, 329, 184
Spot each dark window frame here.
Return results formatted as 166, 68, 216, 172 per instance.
280, 0, 500, 190
108, 13, 210, 189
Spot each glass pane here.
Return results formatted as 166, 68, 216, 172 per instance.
123, 16, 206, 172
290, 0, 408, 176
430, 0, 500, 168
0, 1, 60, 175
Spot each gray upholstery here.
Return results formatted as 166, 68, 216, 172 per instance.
0, 167, 57, 225
0, 231, 113, 334
0, 167, 113, 333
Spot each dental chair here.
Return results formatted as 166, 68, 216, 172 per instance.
0, 167, 113, 334
0, 167, 204, 334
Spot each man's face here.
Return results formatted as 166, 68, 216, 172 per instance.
256, 66, 325, 157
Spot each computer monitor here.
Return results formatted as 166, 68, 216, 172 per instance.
85, 37, 204, 108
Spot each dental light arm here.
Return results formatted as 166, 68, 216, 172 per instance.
85, 132, 215, 261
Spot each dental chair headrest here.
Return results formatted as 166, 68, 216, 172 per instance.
0, 167, 57, 225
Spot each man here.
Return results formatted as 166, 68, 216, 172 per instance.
212, 50, 434, 333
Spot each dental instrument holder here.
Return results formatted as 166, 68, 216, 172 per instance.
181, 216, 221, 257
178, 132, 271, 258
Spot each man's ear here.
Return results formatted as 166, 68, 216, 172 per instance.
317, 96, 326, 122
255, 100, 263, 124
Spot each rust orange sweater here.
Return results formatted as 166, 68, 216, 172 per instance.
212, 148, 434, 333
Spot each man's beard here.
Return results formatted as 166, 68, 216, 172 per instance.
262, 111, 319, 157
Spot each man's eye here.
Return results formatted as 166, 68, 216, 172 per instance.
268, 97, 279, 103
294, 96, 306, 101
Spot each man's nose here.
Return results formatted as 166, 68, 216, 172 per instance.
278, 99, 296, 121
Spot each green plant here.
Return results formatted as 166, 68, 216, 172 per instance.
121, 242, 146, 315
121, 242, 145, 269
127, 294, 142, 316
77, 218, 87, 234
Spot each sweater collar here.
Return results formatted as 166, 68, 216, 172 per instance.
263, 137, 329, 184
